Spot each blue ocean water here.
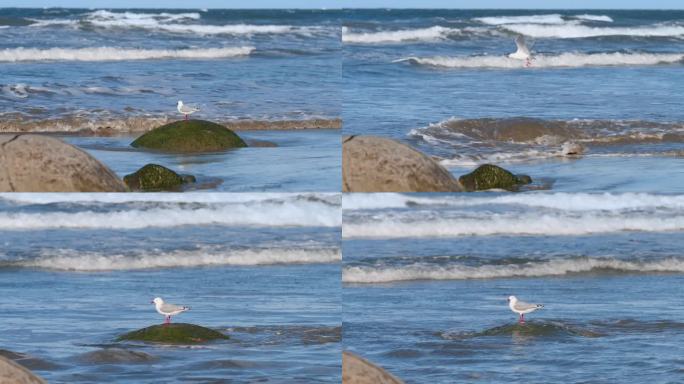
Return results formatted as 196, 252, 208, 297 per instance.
0, 8, 341, 191
342, 10, 684, 192
0, 193, 341, 383
343, 193, 684, 383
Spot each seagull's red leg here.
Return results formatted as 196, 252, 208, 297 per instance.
185, 114, 188, 121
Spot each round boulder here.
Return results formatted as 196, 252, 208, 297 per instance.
131, 120, 247, 152
342, 351, 404, 384
123, 164, 195, 191
0, 134, 126, 192
117, 323, 229, 344
0, 356, 46, 384
458, 164, 532, 192
342, 136, 462, 192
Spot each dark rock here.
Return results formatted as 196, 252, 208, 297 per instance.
117, 323, 229, 344
78, 348, 156, 364
123, 164, 195, 191
459, 164, 532, 192
131, 120, 247, 152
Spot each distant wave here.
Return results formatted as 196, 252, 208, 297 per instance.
0, 193, 341, 230
343, 192, 684, 212
343, 257, 684, 283
396, 52, 684, 69
11, 247, 341, 271
26, 10, 323, 36
502, 23, 684, 39
474, 14, 566, 25
0, 46, 254, 62
342, 25, 460, 43
573, 14, 613, 22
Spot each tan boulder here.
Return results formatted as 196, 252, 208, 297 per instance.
342, 136, 462, 192
342, 351, 404, 384
0, 134, 126, 192
0, 355, 46, 384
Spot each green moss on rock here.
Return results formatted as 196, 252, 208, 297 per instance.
131, 120, 247, 152
459, 164, 532, 192
123, 164, 194, 191
117, 323, 229, 344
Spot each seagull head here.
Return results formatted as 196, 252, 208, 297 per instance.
177, 100, 183, 107
152, 297, 164, 305
507, 295, 517, 303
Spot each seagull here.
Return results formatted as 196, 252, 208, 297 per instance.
151, 297, 189, 325
177, 100, 199, 120
508, 295, 543, 324
508, 35, 533, 67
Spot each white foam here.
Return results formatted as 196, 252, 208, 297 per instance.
572, 14, 614, 22
19, 247, 341, 271
342, 25, 460, 43
0, 46, 254, 62
474, 14, 566, 25
0, 194, 341, 230
345, 192, 684, 212
502, 23, 684, 38
396, 52, 684, 69
82, 10, 315, 36
343, 257, 684, 283
343, 212, 684, 238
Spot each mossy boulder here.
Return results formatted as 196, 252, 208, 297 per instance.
131, 120, 247, 152
117, 323, 229, 344
123, 164, 195, 191
459, 164, 532, 192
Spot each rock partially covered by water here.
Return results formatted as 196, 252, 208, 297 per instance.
0, 134, 126, 192
131, 120, 247, 152
459, 164, 532, 192
561, 141, 585, 156
123, 164, 195, 191
78, 348, 156, 364
342, 351, 404, 384
118, 323, 229, 344
0, 355, 46, 384
342, 135, 463, 192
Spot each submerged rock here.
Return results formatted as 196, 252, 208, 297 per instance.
79, 348, 156, 364
118, 323, 229, 344
342, 135, 463, 192
123, 164, 195, 191
0, 355, 46, 384
0, 134, 126, 192
131, 120, 247, 152
342, 351, 404, 384
458, 164, 532, 192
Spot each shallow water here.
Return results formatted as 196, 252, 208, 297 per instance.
343, 193, 684, 383
342, 9, 684, 191
61, 129, 341, 192
0, 193, 341, 383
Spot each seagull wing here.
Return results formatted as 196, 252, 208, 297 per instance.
160, 303, 187, 313
513, 300, 541, 311
515, 35, 531, 56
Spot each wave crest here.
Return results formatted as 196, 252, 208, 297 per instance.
0, 47, 254, 62
342, 26, 460, 43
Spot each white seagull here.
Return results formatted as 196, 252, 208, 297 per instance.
508, 295, 543, 324
177, 100, 200, 120
151, 297, 189, 325
508, 35, 533, 67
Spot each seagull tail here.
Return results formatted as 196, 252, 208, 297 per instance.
182, 306, 190, 311
536, 304, 544, 309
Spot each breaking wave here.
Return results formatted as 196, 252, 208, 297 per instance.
501, 23, 684, 39
396, 52, 684, 69
10, 247, 341, 271
342, 25, 460, 43
0, 46, 254, 62
343, 256, 684, 283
